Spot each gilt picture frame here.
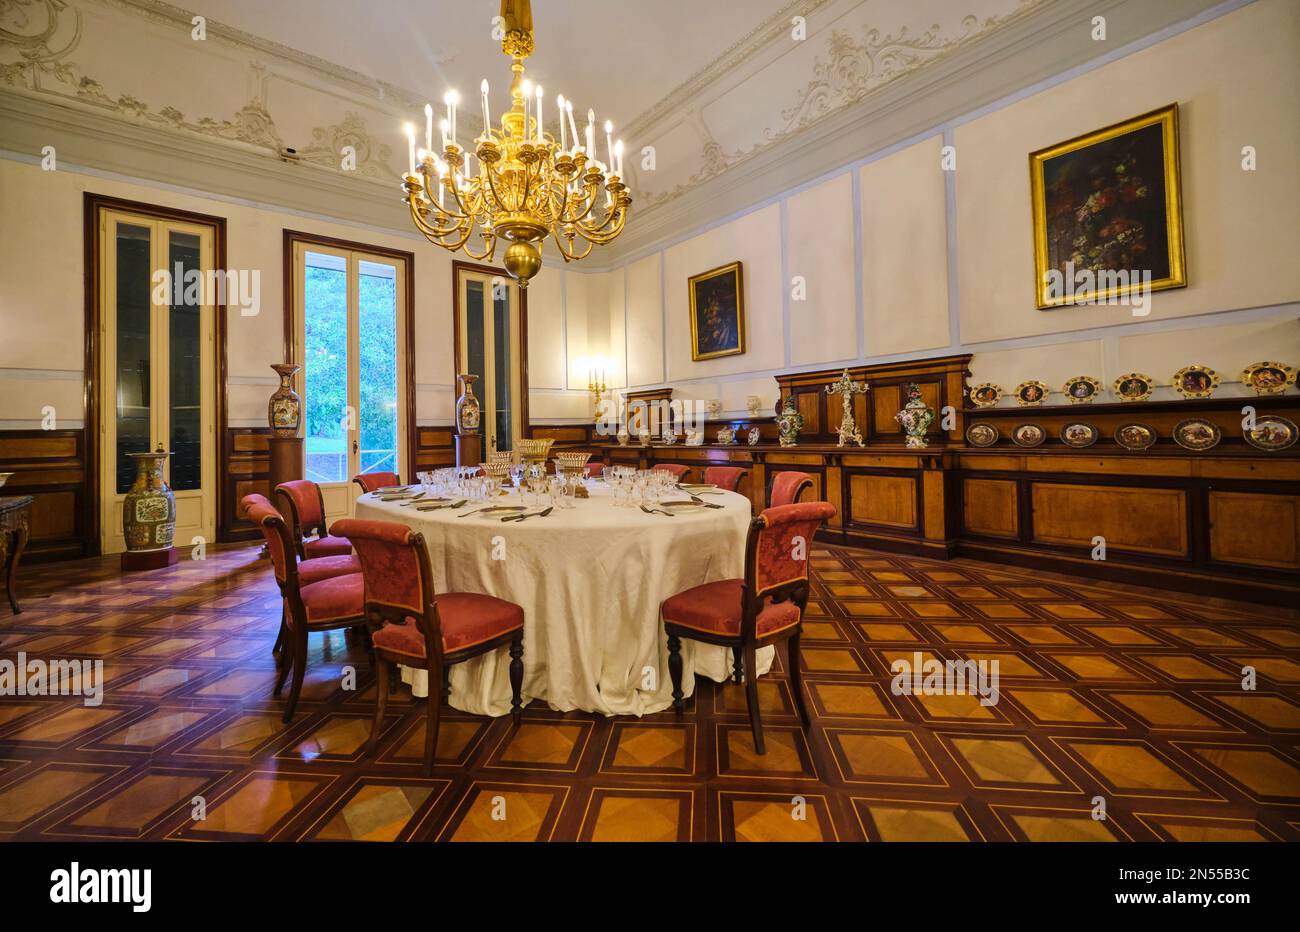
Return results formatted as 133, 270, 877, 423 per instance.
688, 261, 746, 361
1030, 103, 1186, 309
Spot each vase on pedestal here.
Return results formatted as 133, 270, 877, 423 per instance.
123, 445, 175, 553
895, 382, 935, 448
456, 374, 482, 433
267, 364, 302, 438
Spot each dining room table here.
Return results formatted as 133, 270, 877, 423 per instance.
352, 478, 774, 717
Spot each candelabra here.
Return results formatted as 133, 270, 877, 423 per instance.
587, 367, 607, 421
401, 0, 633, 288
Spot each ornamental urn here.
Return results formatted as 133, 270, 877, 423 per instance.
122, 445, 176, 552
776, 397, 804, 448
894, 383, 935, 449
267, 363, 302, 438
455, 373, 482, 434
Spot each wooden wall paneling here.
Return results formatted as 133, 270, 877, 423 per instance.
846, 470, 919, 531
1029, 481, 1189, 557
414, 426, 457, 472
1206, 488, 1300, 572
222, 428, 270, 541
0, 430, 87, 562
961, 477, 1020, 538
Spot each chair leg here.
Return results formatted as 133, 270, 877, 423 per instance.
271, 608, 286, 657
787, 632, 811, 728
508, 632, 524, 724
743, 644, 765, 755
731, 646, 743, 684
273, 626, 293, 696
281, 630, 308, 724
423, 663, 443, 777
370, 655, 389, 753
667, 633, 684, 714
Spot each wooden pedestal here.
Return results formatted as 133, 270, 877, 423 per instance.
456, 432, 482, 468
121, 547, 178, 571
268, 436, 305, 490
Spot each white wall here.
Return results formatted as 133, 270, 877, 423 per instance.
579, 0, 1300, 414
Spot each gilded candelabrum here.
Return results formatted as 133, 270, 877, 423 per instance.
588, 369, 607, 421
827, 369, 870, 448
400, 0, 632, 288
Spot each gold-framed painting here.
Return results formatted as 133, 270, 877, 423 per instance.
1030, 103, 1186, 309
688, 261, 745, 361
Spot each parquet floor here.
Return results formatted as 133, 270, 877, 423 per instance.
1, 542, 1298, 842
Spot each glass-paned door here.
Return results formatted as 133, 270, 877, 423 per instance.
294, 242, 407, 521
458, 269, 521, 454
98, 210, 216, 553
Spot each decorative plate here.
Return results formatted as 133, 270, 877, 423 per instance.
1244, 416, 1298, 451
1060, 422, 1099, 448
1173, 418, 1221, 451
747, 427, 761, 446
969, 383, 1002, 407
1241, 361, 1296, 396
1011, 423, 1046, 447
965, 423, 999, 447
661, 429, 678, 445
1114, 423, 1157, 451
1014, 380, 1050, 406
1062, 376, 1102, 404
1113, 373, 1154, 402
1172, 365, 1220, 399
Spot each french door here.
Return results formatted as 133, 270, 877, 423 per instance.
98, 210, 216, 554
456, 266, 522, 454
292, 240, 408, 522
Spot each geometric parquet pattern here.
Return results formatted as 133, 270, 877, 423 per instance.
2, 543, 1298, 842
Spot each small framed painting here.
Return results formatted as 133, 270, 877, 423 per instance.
1030, 104, 1186, 309
689, 261, 746, 361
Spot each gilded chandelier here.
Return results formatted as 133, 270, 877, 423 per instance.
401, 0, 632, 287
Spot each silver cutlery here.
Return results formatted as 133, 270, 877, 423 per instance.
640, 504, 674, 517
503, 506, 554, 522
688, 495, 724, 509
460, 505, 525, 518
416, 499, 467, 511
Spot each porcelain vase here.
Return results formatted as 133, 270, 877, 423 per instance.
122, 446, 176, 552
267, 363, 302, 438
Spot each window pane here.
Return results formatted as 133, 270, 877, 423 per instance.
303, 251, 347, 484
465, 280, 487, 446
358, 260, 398, 475
168, 231, 202, 491
492, 284, 512, 452
115, 223, 152, 494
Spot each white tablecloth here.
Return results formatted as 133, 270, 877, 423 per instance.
354, 483, 773, 716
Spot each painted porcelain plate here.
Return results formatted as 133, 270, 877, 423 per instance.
965, 423, 999, 447
1173, 418, 1221, 451
969, 383, 1002, 407
1014, 380, 1050, 406
1060, 422, 1099, 448
1011, 423, 1046, 447
1172, 365, 1220, 399
1244, 416, 1298, 451
1241, 361, 1296, 396
1113, 373, 1154, 402
1062, 376, 1102, 404
1114, 423, 1157, 451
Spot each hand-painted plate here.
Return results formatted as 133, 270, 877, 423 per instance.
1014, 381, 1050, 406
1011, 423, 1046, 447
965, 423, 999, 447
1172, 365, 1220, 399
1241, 361, 1296, 396
1173, 418, 1221, 451
1113, 373, 1154, 402
1062, 376, 1102, 404
1114, 423, 1157, 451
1244, 416, 1298, 451
969, 383, 1002, 407
1060, 422, 1099, 448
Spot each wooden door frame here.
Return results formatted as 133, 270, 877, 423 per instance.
83, 193, 229, 556
451, 260, 531, 440
282, 230, 417, 480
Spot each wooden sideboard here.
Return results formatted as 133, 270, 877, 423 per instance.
539, 359, 1300, 607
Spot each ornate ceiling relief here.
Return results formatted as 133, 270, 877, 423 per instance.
0, 0, 83, 89
637, 0, 1042, 210
298, 111, 395, 181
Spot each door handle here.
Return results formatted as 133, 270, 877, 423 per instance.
352, 439, 358, 455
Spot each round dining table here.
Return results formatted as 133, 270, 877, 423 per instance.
353, 481, 774, 717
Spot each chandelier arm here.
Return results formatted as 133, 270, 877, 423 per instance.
463, 234, 498, 262
552, 228, 596, 262
409, 197, 466, 240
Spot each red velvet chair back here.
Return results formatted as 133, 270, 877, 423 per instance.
241, 493, 295, 585
275, 479, 327, 541
748, 502, 835, 597
584, 462, 604, 479
703, 465, 747, 492
331, 517, 440, 659
353, 472, 400, 493
653, 463, 689, 480
769, 470, 813, 507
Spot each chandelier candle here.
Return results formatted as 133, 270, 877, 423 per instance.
400, 0, 632, 287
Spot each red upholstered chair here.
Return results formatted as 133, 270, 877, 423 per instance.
661, 501, 836, 754
332, 517, 525, 775
241, 494, 368, 723
769, 470, 814, 507
653, 463, 689, 481
584, 462, 605, 479
275, 480, 352, 560
353, 472, 401, 494
703, 465, 747, 492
